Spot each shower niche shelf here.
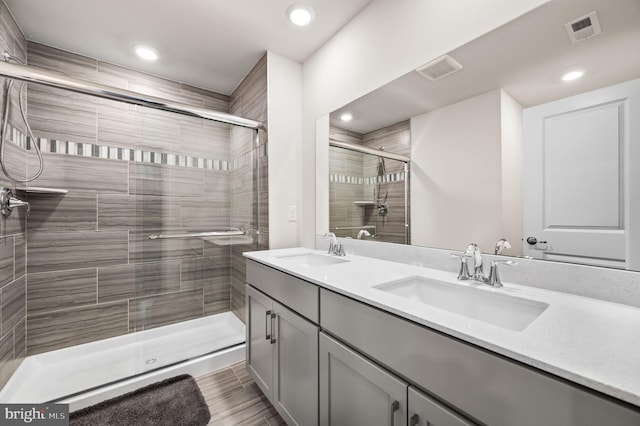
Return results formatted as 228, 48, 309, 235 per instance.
353, 201, 375, 206
15, 187, 68, 194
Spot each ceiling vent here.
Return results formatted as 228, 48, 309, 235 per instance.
416, 55, 463, 81
564, 11, 602, 44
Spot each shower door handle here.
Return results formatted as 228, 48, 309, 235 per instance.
265, 310, 272, 340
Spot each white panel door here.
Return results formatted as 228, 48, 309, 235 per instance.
523, 78, 640, 268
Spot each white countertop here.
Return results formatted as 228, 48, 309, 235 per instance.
245, 247, 640, 408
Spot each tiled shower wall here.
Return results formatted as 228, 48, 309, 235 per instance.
329, 120, 410, 244
1, 38, 268, 369
22, 42, 240, 357
0, 7, 268, 389
229, 54, 268, 320
0, 0, 27, 389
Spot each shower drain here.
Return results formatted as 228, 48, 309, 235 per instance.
145, 358, 158, 365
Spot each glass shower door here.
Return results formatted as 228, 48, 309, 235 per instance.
129, 109, 259, 374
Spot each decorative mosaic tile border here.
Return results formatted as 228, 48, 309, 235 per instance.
329, 171, 406, 185
5, 124, 264, 171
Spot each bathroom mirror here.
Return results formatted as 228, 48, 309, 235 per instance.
318, 0, 640, 270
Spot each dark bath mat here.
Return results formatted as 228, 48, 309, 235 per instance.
70, 374, 211, 426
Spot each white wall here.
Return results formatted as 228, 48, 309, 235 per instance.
303, 0, 549, 246
410, 90, 502, 253
315, 114, 330, 237
267, 51, 303, 248
500, 90, 524, 256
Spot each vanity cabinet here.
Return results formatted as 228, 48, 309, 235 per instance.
320, 332, 408, 426
246, 258, 640, 426
320, 288, 640, 426
246, 284, 318, 426
408, 387, 473, 426
320, 332, 471, 426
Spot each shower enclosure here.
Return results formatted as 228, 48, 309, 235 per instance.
0, 44, 267, 406
329, 123, 410, 244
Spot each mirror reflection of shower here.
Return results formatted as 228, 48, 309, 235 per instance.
0, 51, 44, 183
328, 122, 410, 245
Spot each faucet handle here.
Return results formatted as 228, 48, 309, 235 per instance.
450, 252, 470, 259
0, 187, 30, 217
334, 241, 347, 257
451, 252, 472, 280
487, 260, 517, 287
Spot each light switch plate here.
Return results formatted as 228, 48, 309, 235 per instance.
288, 205, 297, 222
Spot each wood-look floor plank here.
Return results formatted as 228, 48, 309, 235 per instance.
196, 361, 285, 426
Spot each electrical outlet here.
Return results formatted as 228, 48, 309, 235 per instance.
287, 205, 297, 222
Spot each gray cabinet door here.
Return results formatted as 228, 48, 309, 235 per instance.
246, 284, 275, 399
408, 387, 474, 426
273, 301, 319, 426
320, 332, 408, 426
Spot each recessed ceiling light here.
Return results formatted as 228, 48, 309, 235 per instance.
286, 4, 315, 26
562, 70, 584, 81
134, 45, 158, 61
340, 113, 353, 122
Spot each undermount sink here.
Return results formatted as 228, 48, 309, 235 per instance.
373, 276, 548, 331
275, 252, 349, 268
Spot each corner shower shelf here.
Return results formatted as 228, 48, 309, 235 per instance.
353, 201, 375, 206
15, 187, 68, 194
207, 236, 255, 246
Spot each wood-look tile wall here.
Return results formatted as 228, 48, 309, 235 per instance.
13, 43, 265, 358
0, 14, 268, 388
329, 127, 366, 235
329, 121, 411, 244
0, 0, 27, 389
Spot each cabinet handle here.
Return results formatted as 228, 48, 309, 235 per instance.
270, 313, 277, 344
265, 310, 272, 340
409, 413, 420, 426
389, 400, 400, 426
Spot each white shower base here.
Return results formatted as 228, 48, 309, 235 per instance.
0, 311, 245, 410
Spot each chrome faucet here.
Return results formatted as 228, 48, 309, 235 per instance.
452, 242, 516, 287
464, 243, 487, 282
323, 232, 346, 256
323, 232, 337, 254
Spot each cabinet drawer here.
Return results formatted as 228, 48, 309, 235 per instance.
247, 259, 319, 322
320, 288, 640, 426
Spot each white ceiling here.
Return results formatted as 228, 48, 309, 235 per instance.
331, 0, 640, 134
4, 0, 373, 95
